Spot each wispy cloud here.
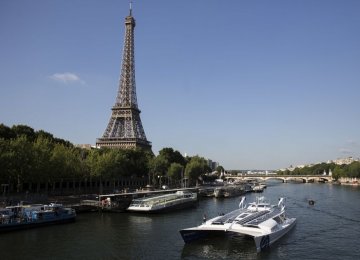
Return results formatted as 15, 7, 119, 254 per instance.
339, 148, 352, 154
346, 140, 359, 147
50, 72, 85, 84
338, 139, 360, 155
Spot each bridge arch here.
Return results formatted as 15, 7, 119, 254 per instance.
225, 175, 333, 183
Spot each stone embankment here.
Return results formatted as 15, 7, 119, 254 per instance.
338, 177, 359, 186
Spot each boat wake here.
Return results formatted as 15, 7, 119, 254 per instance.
289, 197, 360, 224
181, 234, 256, 259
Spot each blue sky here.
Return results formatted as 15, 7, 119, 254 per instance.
1, 0, 359, 170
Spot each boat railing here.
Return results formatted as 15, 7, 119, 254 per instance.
239, 197, 246, 209
151, 195, 193, 206
128, 192, 196, 208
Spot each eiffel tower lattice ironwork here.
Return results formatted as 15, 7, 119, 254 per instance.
96, 7, 151, 150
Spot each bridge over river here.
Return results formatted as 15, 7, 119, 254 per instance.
225, 175, 334, 183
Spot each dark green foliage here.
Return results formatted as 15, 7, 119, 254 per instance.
0, 124, 16, 139
277, 161, 360, 179
0, 124, 153, 189
159, 147, 186, 166
0, 124, 72, 147
216, 166, 224, 173
185, 156, 211, 185
168, 163, 183, 181
12, 124, 36, 141
0, 123, 224, 191
201, 174, 219, 183
148, 147, 186, 179
148, 148, 220, 186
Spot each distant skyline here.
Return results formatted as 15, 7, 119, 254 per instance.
1, 0, 360, 170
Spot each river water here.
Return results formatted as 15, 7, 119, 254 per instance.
1, 182, 359, 260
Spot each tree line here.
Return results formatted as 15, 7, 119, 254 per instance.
0, 124, 218, 192
277, 161, 360, 179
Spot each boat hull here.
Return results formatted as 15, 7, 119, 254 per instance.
0, 215, 76, 233
180, 218, 296, 252
180, 229, 227, 243
254, 218, 296, 252
214, 187, 245, 198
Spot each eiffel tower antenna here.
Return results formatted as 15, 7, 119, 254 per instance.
96, 6, 152, 151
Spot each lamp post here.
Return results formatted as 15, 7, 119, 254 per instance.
158, 175, 169, 189
181, 166, 184, 188
157, 175, 162, 189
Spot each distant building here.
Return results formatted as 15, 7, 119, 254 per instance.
329, 157, 359, 165
212, 161, 219, 170
75, 144, 97, 150
206, 159, 219, 171
282, 156, 359, 171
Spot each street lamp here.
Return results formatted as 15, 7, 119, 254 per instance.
181, 166, 184, 188
157, 175, 162, 189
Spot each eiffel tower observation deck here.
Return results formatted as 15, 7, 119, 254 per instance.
96, 5, 151, 150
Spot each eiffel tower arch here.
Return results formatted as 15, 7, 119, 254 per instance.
96, 7, 152, 151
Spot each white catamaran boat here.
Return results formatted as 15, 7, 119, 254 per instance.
127, 191, 197, 213
180, 196, 296, 252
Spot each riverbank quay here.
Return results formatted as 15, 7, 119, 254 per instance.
2, 179, 354, 212
96, 187, 199, 213
1, 188, 199, 213
338, 177, 359, 186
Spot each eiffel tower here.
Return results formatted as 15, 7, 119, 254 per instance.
96, 6, 151, 150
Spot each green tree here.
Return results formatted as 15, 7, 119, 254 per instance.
168, 162, 183, 183
0, 124, 15, 139
159, 147, 186, 166
216, 165, 224, 174
149, 155, 168, 185
51, 143, 83, 179
185, 156, 210, 186
301, 166, 312, 175
0, 139, 11, 182
9, 135, 34, 192
35, 130, 54, 141
120, 149, 151, 178
86, 149, 108, 178
12, 125, 36, 141
332, 165, 346, 180
348, 162, 360, 178
31, 136, 53, 182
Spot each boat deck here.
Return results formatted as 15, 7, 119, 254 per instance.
235, 210, 270, 225
211, 207, 282, 227
212, 209, 244, 225
244, 208, 281, 226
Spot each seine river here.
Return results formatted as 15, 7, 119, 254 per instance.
1, 182, 359, 260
